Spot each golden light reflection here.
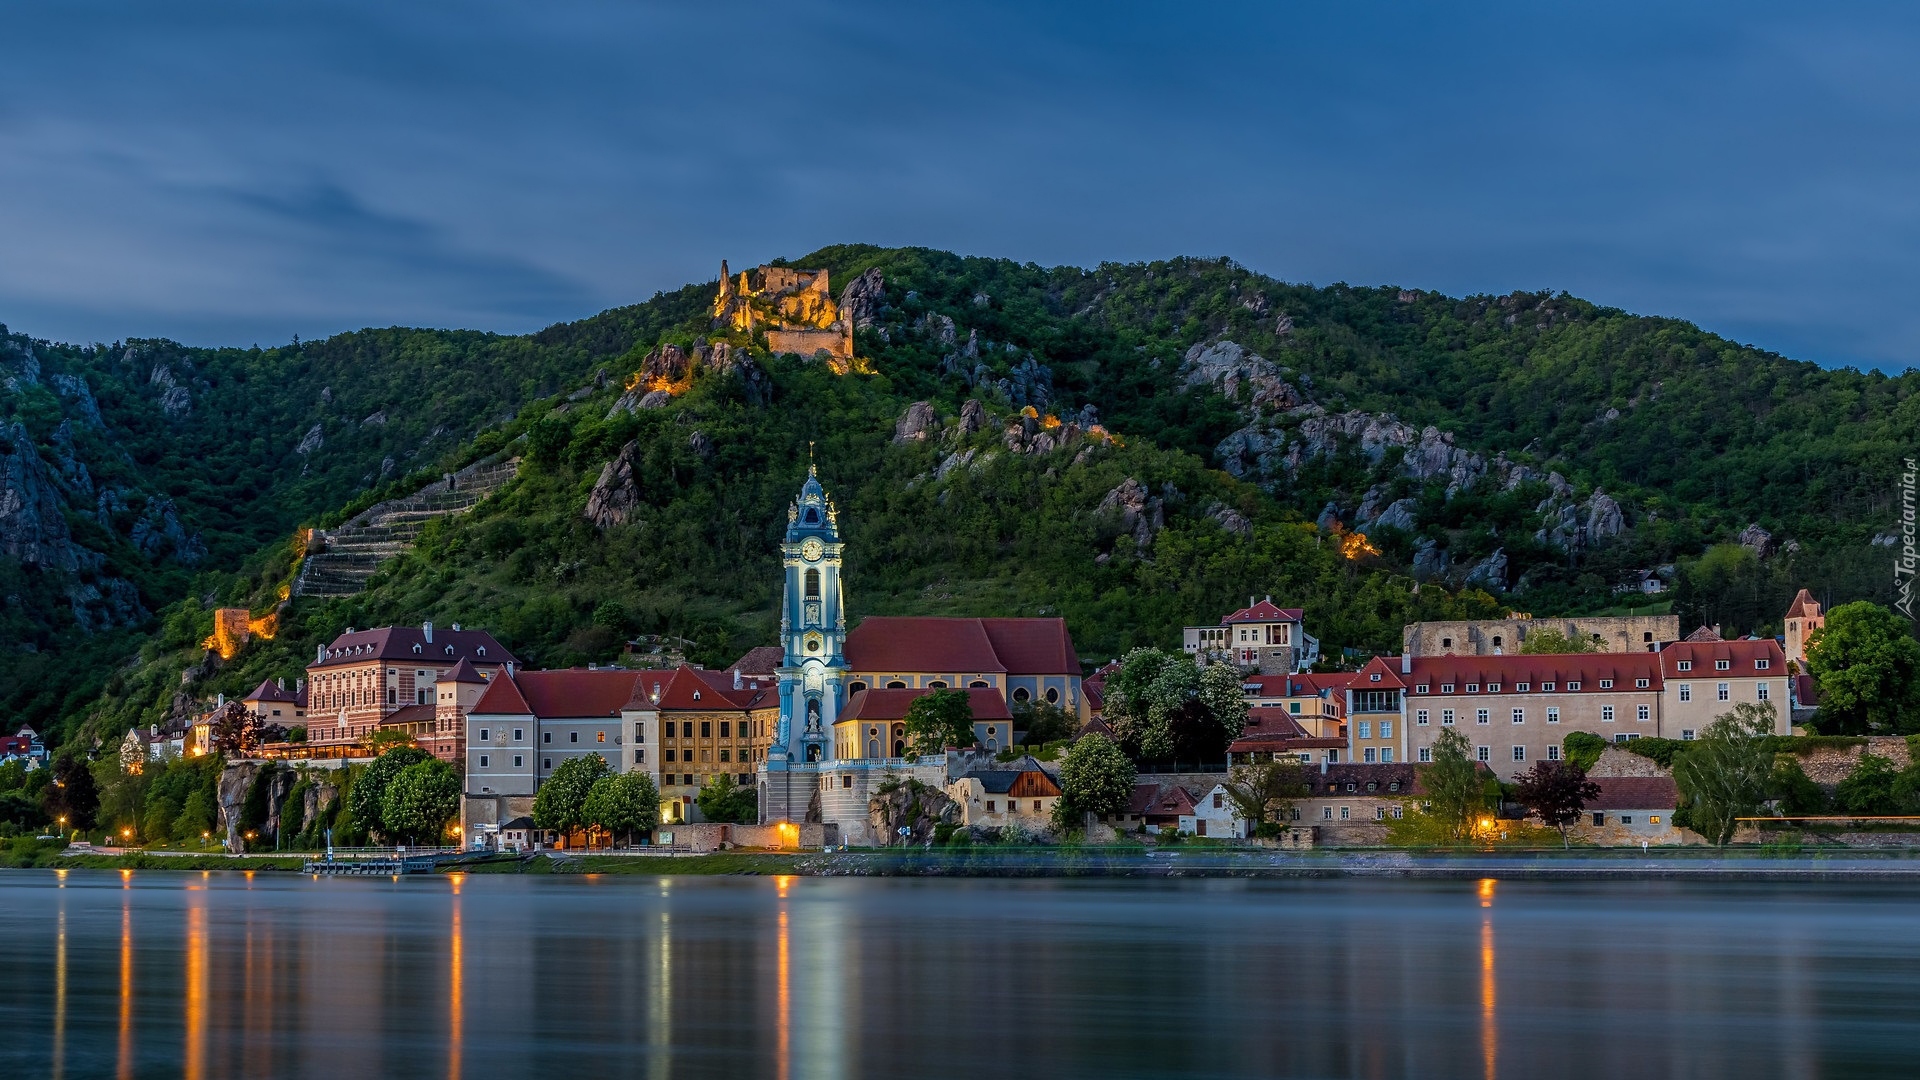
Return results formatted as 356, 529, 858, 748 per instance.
449, 884, 464, 1080
774, 824, 799, 851
1480, 909, 1497, 1080
775, 874, 795, 898
1478, 877, 1496, 908
186, 902, 207, 1080
777, 907, 791, 1080
53, 903, 67, 1080
119, 899, 133, 1080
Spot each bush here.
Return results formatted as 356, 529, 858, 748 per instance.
1620, 738, 1688, 769
1563, 732, 1606, 771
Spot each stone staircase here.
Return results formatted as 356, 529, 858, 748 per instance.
293, 457, 520, 598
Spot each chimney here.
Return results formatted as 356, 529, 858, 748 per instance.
1400, 653, 1411, 675
277, 677, 285, 691
452, 623, 462, 632
423, 621, 434, 644
733, 669, 743, 690
316, 644, 325, 663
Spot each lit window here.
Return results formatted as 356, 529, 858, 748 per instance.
597, 731, 606, 743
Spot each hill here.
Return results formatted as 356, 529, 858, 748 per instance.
5, 245, 1914, 747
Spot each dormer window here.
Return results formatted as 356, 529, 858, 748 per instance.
1756, 659, 1769, 670
1487, 684, 1500, 693
478, 647, 487, 657
1715, 660, 1731, 671
446, 646, 454, 655
1636, 679, 1649, 689
693, 690, 701, 701
1677, 660, 1692, 672
1567, 681, 1581, 691
1441, 684, 1455, 694
1542, 682, 1554, 691
413, 644, 422, 654
1516, 683, 1529, 692
1465, 684, 1479, 693
1415, 684, 1430, 694
1599, 679, 1613, 689
1370, 673, 1381, 682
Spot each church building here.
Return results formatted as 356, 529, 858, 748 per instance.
755, 468, 1087, 843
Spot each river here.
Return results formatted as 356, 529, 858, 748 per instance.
2, 869, 1916, 1078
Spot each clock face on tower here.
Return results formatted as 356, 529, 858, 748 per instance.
801, 538, 824, 561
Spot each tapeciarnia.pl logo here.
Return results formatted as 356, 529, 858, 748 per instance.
1899, 457, 1918, 620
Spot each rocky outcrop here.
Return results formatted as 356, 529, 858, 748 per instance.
1207, 502, 1252, 537
1739, 523, 1777, 558
1097, 478, 1165, 549
1412, 538, 1449, 581
0, 421, 81, 570
1372, 498, 1419, 533
585, 440, 643, 529
994, 356, 1053, 408
67, 577, 147, 633
894, 401, 938, 443
47, 374, 103, 427
295, 423, 324, 456
838, 268, 885, 329
696, 341, 770, 406
1463, 548, 1508, 592
918, 312, 958, 347
867, 779, 957, 846
1585, 489, 1625, 545
47, 421, 93, 499
1178, 341, 1301, 411
148, 362, 192, 417
129, 496, 205, 564
361, 409, 387, 427
957, 398, 987, 437
1535, 485, 1627, 553
687, 431, 713, 458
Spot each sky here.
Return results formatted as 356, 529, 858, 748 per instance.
1, 1, 1917, 370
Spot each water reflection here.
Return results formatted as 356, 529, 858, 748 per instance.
4, 873, 1920, 1079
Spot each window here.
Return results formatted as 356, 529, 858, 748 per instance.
1567, 681, 1581, 691
682, 722, 693, 737
720, 721, 731, 738
1679, 683, 1692, 702
1370, 672, 1381, 682
479, 755, 490, 768
1758, 682, 1771, 701
1357, 721, 1372, 740
1756, 659, 1770, 670
1380, 720, 1393, 738
1718, 683, 1730, 701
1374, 806, 1386, 821
1547, 745, 1561, 761
1487, 684, 1501, 694
569, 732, 579, 743
1476, 746, 1490, 762
805, 568, 821, 599
1592, 812, 1605, 826
513, 755, 523, 768
1513, 746, 1526, 762
1442, 709, 1455, 726
1442, 684, 1455, 694
1419, 747, 1432, 763
1637, 705, 1651, 721
1682, 728, 1695, 741
1620, 816, 1633, 825
1678, 660, 1692, 672
1323, 807, 1334, 820
664, 749, 675, 762
1213, 792, 1223, 809
1512, 708, 1525, 724
1516, 683, 1529, 693
1416, 709, 1430, 726
1476, 709, 1490, 725
1635, 679, 1649, 689
1599, 679, 1614, 689
986, 800, 997, 812
1363, 748, 1377, 763
1290, 702, 1301, 714
719, 750, 731, 762
1546, 707, 1560, 723
1542, 682, 1554, 692
700, 721, 712, 738
514, 728, 524, 741
387, 688, 397, 705
1602, 705, 1615, 722
543, 758, 552, 770
1466, 684, 1479, 693
1340, 806, 1351, 820
1415, 684, 1430, 694
597, 731, 607, 743
478, 728, 490, 741
1382, 748, 1394, 763
543, 732, 552, 743
1715, 659, 1731, 671
1442, 637, 1453, 648
1650, 816, 1662, 825
1045, 687, 1060, 704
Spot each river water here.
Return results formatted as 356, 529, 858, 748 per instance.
2, 869, 1916, 1078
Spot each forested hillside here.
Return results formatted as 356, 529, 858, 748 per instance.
8, 245, 1916, 749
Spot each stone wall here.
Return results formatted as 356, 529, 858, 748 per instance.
664, 822, 837, 852
1793, 736, 1912, 786
1404, 614, 1680, 657
766, 326, 852, 361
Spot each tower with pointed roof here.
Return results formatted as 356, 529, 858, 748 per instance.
769, 465, 848, 767
1783, 588, 1825, 669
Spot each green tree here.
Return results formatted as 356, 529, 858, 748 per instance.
380, 759, 461, 845
347, 746, 430, 840
1418, 728, 1484, 841
584, 771, 660, 846
1834, 753, 1904, 815
1012, 700, 1076, 746
1806, 602, 1920, 734
1562, 731, 1607, 771
1051, 733, 1136, 831
1510, 760, 1601, 848
1102, 649, 1244, 765
533, 754, 612, 845
1223, 759, 1309, 836
1518, 628, 1595, 655
172, 788, 217, 843
694, 773, 757, 825
904, 688, 975, 756
141, 795, 181, 845
43, 754, 99, 834
1672, 702, 1776, 846
1769, 757, 1829, 816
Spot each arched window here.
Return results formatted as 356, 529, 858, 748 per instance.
969, 680, 988, 689
847, 681, 867, 695
1045, 687, 1060, 704
928, 680, 947, 689
893, 738, 905, 757
1011, 687, 1031, 703
805, 569, 820, 599
866, 739, 879, 757
887, 681, 906, 689
804, 508, 819, 524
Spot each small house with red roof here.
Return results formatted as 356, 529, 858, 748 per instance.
1182, 596, 1320, 674
947, 755, 1063, 829
1569, 776, 1684, 844
242, 678, 308, 727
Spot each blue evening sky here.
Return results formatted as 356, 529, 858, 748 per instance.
1, 2, 1915, 369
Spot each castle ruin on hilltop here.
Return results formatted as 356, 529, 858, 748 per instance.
713, 260, 855, 364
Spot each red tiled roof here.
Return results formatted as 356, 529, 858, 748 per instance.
1791, 673, 1820, 707
1587, 776, 1678, 811
1353, 655, 1409, 689
980, 618, 1081, 674
443, 658, 489, 684
1243, 671, 1358, 699
630, 666, 774, 712
1307, 763, 1424, 797
1683, 625, 1723, 642
1222, 600, 1305, 624
1228, 734, 1346, 753
839, 687, 1013, 722
728, 646, 785, 675
470, 673, 533, 716
1242, 707, 1308, 737
1123, 782, 1199, 818
244, 679, 299, 703
1404, 652, 1663, 690
381, 703, 437, 726
308, 625, 516, 669
1658, 638, 1783, 679
1784, 589, 1821, 620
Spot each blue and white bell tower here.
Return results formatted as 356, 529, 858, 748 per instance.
769, 465, 847, 767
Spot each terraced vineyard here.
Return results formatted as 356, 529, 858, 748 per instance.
293, 457, 521, 598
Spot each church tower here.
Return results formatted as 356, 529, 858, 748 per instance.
769, 465, 847, 767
